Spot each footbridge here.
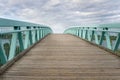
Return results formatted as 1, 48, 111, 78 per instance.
0, 18, 120, 80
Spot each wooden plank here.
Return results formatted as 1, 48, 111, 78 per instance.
0, 34, 120, 80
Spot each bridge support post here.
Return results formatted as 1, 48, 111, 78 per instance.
37, 27, 40, 41
99, 28, 105, 45
0, 42, 7, 64
113, 33, 120, 51
94, 28, 99, 44
8, 32, 18, 60
24, 26, 32, 49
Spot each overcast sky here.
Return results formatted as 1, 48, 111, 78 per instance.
0, 0, 120, 33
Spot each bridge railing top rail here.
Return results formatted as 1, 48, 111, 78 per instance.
0, 18, 50, 28
64, 23, 120, 55
69, 23, 120, 28
0, 18, 52, 70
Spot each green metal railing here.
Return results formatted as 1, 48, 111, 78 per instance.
64, 23, 120, 53
0, 18, 52, 66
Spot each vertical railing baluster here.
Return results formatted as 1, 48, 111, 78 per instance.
87, 28, 91, 41
78, 27, 81, 38
0, 42, 7, 64
99, 28, 105, 45
85, 27, 88, 40
35, 27, 37, 42
105, 32, 112, 49
14, 26, 24, 52
64, 26, 120, 52
39, 27, 42, 39
41, 28, 43, 38
82, 28, 85, 39
81, 28, 83, 38
94, 28, 99, 44
42, 29, 44, 38
91, 30, 94, 41
32, 27, 36, 43
37, 27, 40, 41
105, 28, 112, 49
8, 32, 18, 60
24, 26, 31, 49
29, 27, 33, 45
0, 18, 52, 66
113, 33, 120, 51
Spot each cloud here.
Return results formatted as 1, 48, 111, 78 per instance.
0, 0, 120, 33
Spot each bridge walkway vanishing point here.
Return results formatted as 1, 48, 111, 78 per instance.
1, 34, 120, 80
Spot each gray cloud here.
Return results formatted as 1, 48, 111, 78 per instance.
0, 0, 120, 33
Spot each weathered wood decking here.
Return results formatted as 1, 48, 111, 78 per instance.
1, 34, 120, 80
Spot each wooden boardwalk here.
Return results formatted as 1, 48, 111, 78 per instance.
1, 34, 120, 80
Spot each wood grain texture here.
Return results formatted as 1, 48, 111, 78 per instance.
0, 34, 120, 80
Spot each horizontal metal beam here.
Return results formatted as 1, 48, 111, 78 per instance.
0, 18, 50, 28
64, 26, 120, 52
0, 18, 53, 66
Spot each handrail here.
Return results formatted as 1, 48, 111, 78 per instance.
0, 18, 52, 66
0, 18, 49, 27
64, 24, 120, 53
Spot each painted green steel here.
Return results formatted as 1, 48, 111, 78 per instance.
64, 23, 120, 52
32, 29, 36, 43
0, 43, 7, 64
113, 33, 120, 51
24, 31, 30, 49
94, 31, 99, 44
105, 32, 112, 49
99, 32, 105, 45
0, 18, 52, 65
18, 32, 24, 51
8, 33, 18, 60
37, 30, 39, 41
0, 18, 49, 28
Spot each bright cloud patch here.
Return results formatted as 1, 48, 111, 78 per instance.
0, 0, 120, 33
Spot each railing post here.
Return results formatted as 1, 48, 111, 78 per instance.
29, 27, 33, 45
80, 27, 83, 38
9, 26, 23, 60
85, 27, 88, 40
77, 27, 79, 36
87, 27, 91, 41
82, 27, 87, 39
44, 28, 47, 36
94, 27, 99, 44
0, 41, 7, 64
42, 28, 44, 38
14, 26, 24, 52
104, 28, 112, 49
32, 26, 35, 43
37, 27, 40, 41
113, 33, 120, 51
8, 30, 18, 60
35, 27, 37, 42
39, 27, 42, 39
83, 27, 86, 39
91, 29, 94, 41
76, 28, 78, 36
40, 28, 43, 38
78, 27, 81, 37
24, 26, 32, 49
99, 28, 105, 45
